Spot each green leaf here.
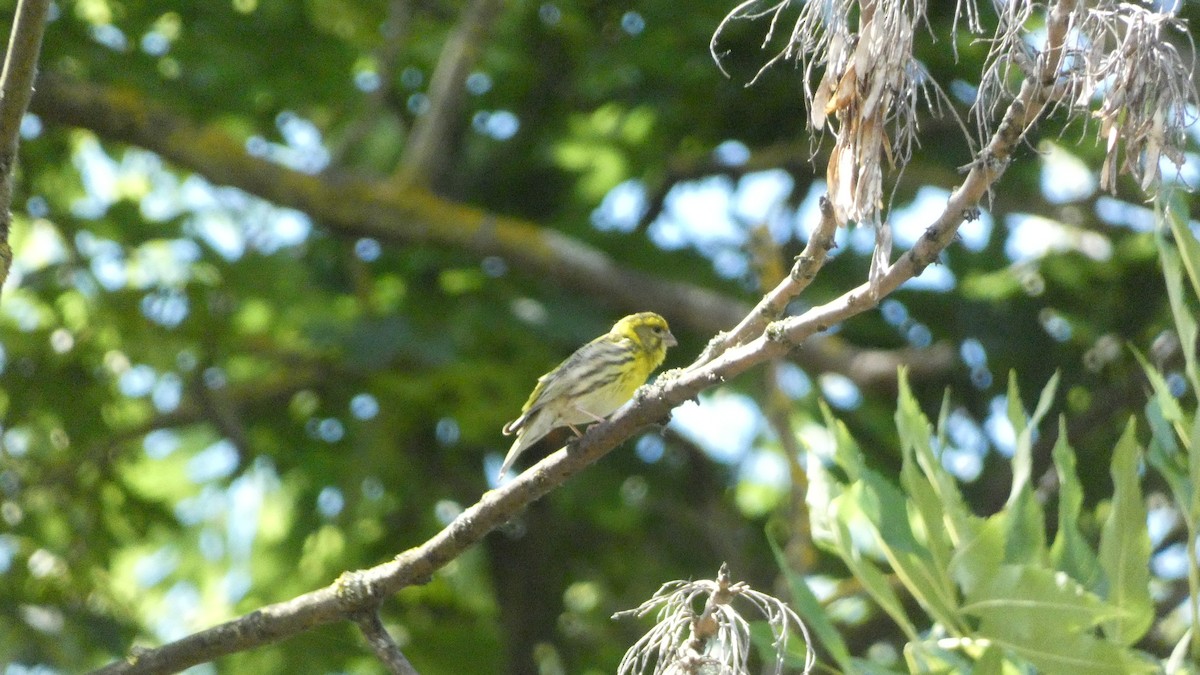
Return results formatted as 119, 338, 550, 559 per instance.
766, 524, 853, 669
1190, 413, 1200, 531
1131, 347, 1199, 525
819, 399, 868, 481
901, 457, 954, 580
1005, 371, 1025, 446
1151, 194, 1200, 665
804, 446, 843, 550
1165, 625, 1197, 674
1184, 414, 1200, 666
981, 618, 1156, 675
854, 465, 962, 631
962, 564, 1116, 634
1144, 397, 1189, 501
935, 388, 952, 451
1098, 418, 1153, 645
1003, 487, 1045, 566
1007, 370, 1060, 507
1132, 348, 1187, 427
831, 493, 920, 641
960, 267, 1025, 300
972, 644, 1005, 675
949, 512, 1005, 597
895, 376, 953, 581
848, 657, 908, 675
896, 371, 974, 549
1162, 189, 1200, 319
1049, 417, 1102, 591
1000, 373, 1052, 565
967, 565, 1154, 674
1158, 217, 1200, 396
820, 387, 965, 638
906, 640, 1009, 675
904, 640, 974, 674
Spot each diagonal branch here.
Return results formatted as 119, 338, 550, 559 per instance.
88, 3, 1073, 670
0, 0, 52, 291
395, 0, 506, 187
696, 194, 838, 365
353, 607, 421, 675
764, 0, 1074, 348
28, 74, 952, 393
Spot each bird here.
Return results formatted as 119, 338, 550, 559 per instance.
499, 312, 677, 479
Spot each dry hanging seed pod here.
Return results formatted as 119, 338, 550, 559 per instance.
614, 563, 815, 675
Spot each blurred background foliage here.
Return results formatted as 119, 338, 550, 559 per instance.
0, 0, 1198, 672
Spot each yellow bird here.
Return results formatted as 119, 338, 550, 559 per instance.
500, 312, 677, 478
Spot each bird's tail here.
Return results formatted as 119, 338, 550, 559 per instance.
497, 434, 528, 479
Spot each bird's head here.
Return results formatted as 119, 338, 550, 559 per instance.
615, 312, 677, 361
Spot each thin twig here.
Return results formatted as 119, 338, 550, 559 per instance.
695, 194, 838, 365
0, 0, 52, 291
353, 609, 420, 675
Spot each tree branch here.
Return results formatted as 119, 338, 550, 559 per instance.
395, 0, 506, 187
327, 0, 412, 166
353, 607, 420, 675
696, 194, 838, 365
28, 74, 951, 394
0, 0, 52, 291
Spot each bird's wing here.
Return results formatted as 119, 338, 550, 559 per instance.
502, 349, 583, 435
504, 334, 634, 435
498, 334, 635, 477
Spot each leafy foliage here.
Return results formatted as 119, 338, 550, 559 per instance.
804, 371, 1160, 672
0, 0, 1197, 672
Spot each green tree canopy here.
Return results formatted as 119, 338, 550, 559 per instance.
1, 0, 1198, 672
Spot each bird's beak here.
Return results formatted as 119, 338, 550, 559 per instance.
664, 331, 678, 347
